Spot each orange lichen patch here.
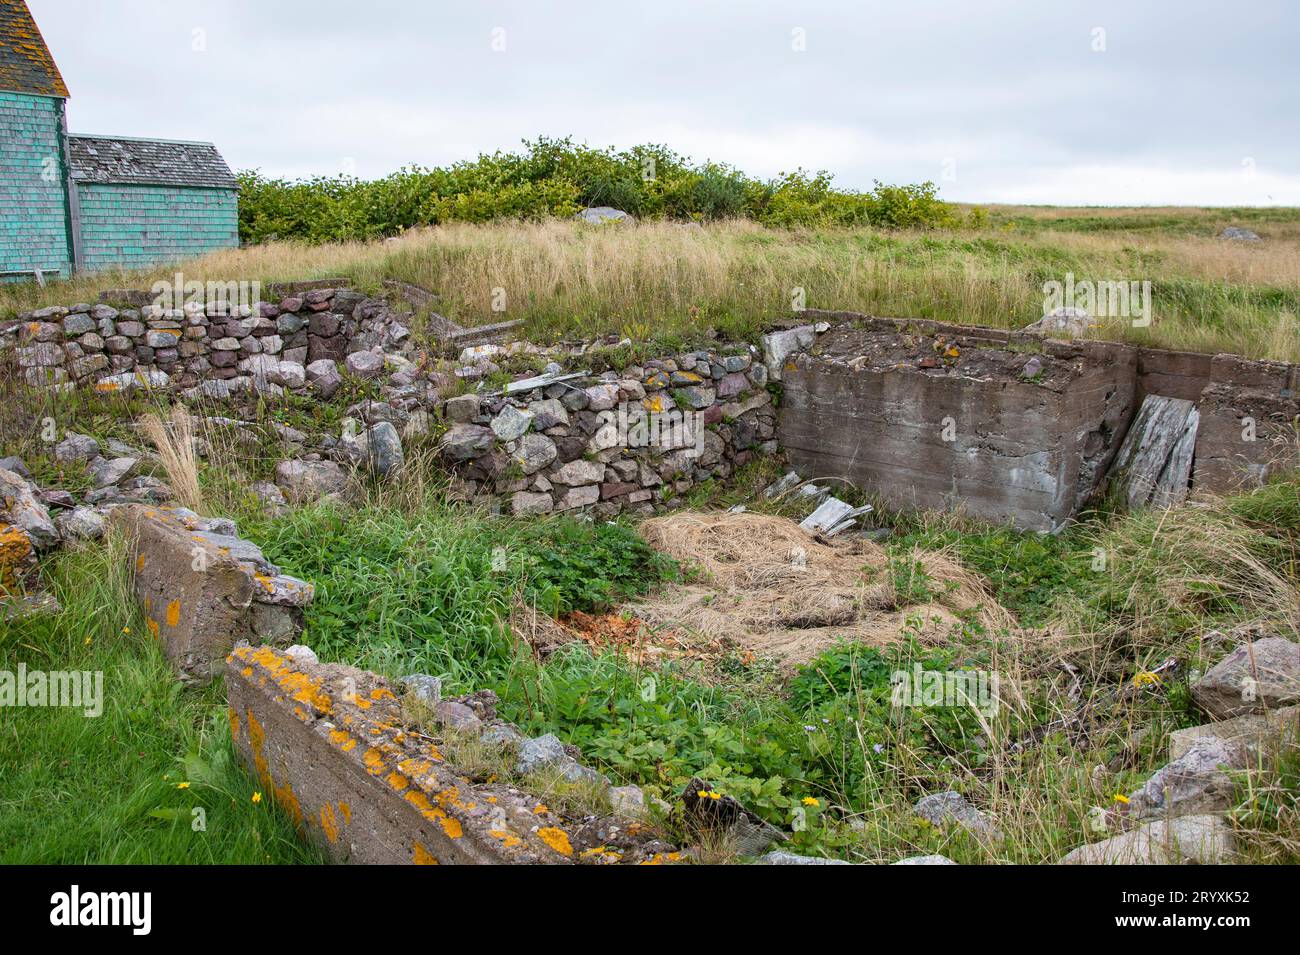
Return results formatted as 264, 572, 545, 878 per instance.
363, 748, 385, 776
146, 618, 159, 638
581, 846, 624, 863
135, 554, 145, 572
319, 803, 342, 845
272, 777, 304, 829
398, 757, 433, 778
248, 711, 269, 779
533, 803, 549, 815
227, 707, 241, 741
370, 687, 396, 701
339, 802, 352, 824
489, 829, 522, 849
253, 573, 275, 593
386, 771, 410, 793
94, 381, 121, 393
439, 816, 463, 840
486, 796, 498, 804
638, 852, 685, 865
412, 842, 439, 865
165, 599, 181, 627
329, 728, 358, 752
537, 827, 573, 857
427, 744, 444, 762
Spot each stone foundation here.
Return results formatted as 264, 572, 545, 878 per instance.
226, 644, 680, 864
111, 505, 312, 684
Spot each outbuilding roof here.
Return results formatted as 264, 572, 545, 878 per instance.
68, 135, 239, 190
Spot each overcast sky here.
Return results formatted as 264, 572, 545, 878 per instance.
28, 0, 1300, 205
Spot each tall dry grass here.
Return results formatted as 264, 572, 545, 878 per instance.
3, 214, 1297, 359
138, 404, 202, 512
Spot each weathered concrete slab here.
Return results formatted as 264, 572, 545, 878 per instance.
226, 645, 681, 865
777, 320, 1136, 531
111, 505, 311, 684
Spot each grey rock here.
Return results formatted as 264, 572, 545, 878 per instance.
443, 394, 480, 423
54, 506, 105, 541
1191, 636, 1300, 719
1060, 814, 1235, 865
756, 851, 852, 865
1126, 736, 1247, 820
275, 459, 348, 503
90, 456, 136, 489
354, 421, 405, 478
441, 424, 495, 461
551, 458, 605, 486
1169, 704, 1300, 762
491, 405, 534, 441
402, 674, 442, 706
915, 791, 1000, 839
1025, 306, 1091, 338
54, 432, 100, 464
892, 854, 957, 865
0, 468, 58, 550
515, 733, 604, 785
574, 206, 635, 225
513, 433, 558, 475
761, 325, 816, 381
345, 350, 385, 379
511, 490, 554, 515
0, 457, 30, 479
1220, 226, 1261, 242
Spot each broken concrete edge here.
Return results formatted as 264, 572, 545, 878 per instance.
110, 504, 313, 684
225, 644, 684, 864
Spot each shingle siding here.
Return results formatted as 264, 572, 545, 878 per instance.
75, 182, 239, 271
0, 89, 70, 278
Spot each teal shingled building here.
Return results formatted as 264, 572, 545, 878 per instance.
0, 0, 238, 281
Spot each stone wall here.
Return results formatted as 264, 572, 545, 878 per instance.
438, 343, 777, 518
2, 285, 413, 400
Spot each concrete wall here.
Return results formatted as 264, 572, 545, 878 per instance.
0, 91, 71, 279
778, 321, 1136, 531
75, 182, 238, 272
777, 313, 1298, 530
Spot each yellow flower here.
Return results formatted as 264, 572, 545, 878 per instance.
121, 627, 130, 634
84, 636, 92, 646
176, 782, 190, 790
801, 796, 821, 807
251, 791, 263, 804
696, 789, 722, 800
1132, 671, 1161, 687
1113, 793, 1130, 804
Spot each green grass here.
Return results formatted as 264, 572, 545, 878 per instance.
0, 534, 318, 864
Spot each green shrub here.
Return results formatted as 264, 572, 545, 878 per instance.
236, 137, 965, 243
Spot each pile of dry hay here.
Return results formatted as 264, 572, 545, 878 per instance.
627, 511, 1013, 666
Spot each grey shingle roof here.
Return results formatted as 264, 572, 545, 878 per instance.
0, 0, 68, 97
68, 135, 238, 190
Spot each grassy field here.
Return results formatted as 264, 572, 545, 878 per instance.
3, 205, 1298, 362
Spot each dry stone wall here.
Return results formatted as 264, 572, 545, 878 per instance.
438, 343, 778, 518
2, 285, 413, 402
